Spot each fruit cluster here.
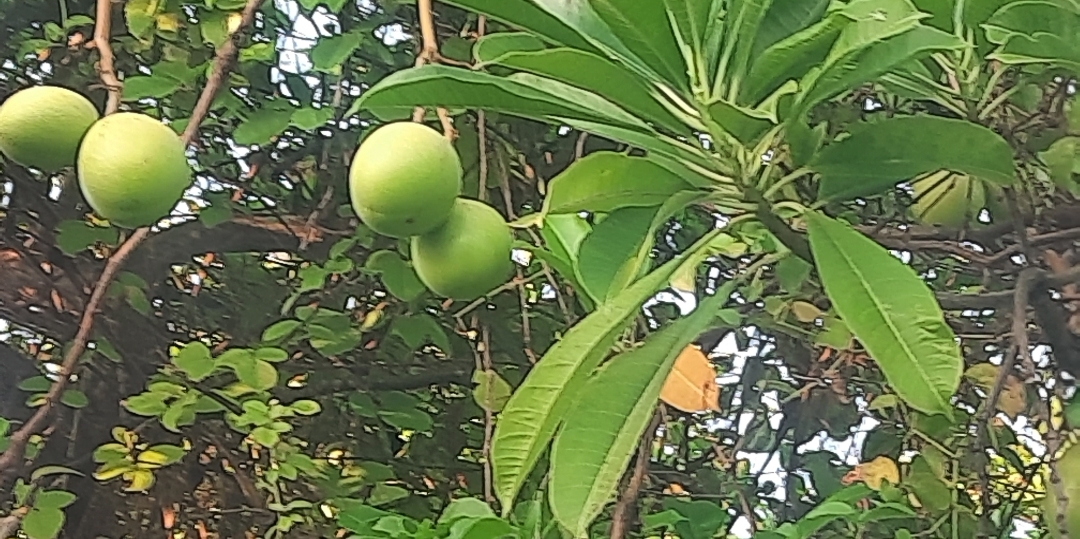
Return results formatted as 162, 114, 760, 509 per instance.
348, 122, 513, 301
0, 85, 192, 229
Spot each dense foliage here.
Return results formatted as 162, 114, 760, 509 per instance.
3, 0, 1080, 538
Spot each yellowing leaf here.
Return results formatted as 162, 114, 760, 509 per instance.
123, 469, 155, 492
964, 363, 999, 389
791, 300, 823, 323
155, 13, 181, 32
843, 456, 900, 491
227, 12, 243, 34
659, 345, 720, 413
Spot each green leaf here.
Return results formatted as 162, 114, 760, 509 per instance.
795, 25, 966, 117
22, 507, 64, 539
365, 250, 426, 302
18, 376, 52, 392
173, 341, 215, 381
540, 153, 694, 216
291, 107, 335, 130
440, 0, 602, 54
549, 285, 731, 537
438, 497, 496, 525
235, 359, 279, 391
586, 0, 689, 89
33, 490, 77, 510
473, 369, 513, 413
806, 212, 961, 416
123, 391, 170, 416
311, 29, 364, 72
473, 32, 548, 63
479, 47, 689, 134
741, 12, 846, 105
367, 483, 410, 507
290, 399, 322, 416
141, 444, 186, 465
751, 0, 832, 56
262, 319, 302, 342
491, 228, 719, 512
60, 390, 89, 409
121, 75, 183, 100
390, 314, 450, 352
576, 206, 660, 303
1040, 136, 1080, 192
716, 0, 776, 99
812, 116, 1016, 200
55, 221, 119, 255
254, 347, 289, 363
233, 107, 293, 146
30, 466, 84, 481
351, 65, 650, 133
706, 99, 777, 145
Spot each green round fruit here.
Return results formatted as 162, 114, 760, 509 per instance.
1044, 443, 1080, 538
0, 85, 100, 171
349, 121, 462, 238
410, 198, 513, 300
910, 171, 986, 228
77, 112, 192, 228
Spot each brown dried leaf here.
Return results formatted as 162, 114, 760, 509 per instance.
997, 375, 1027, 419
660, 345, 721, 413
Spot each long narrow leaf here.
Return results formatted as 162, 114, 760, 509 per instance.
350, 65, 650, 133
482, 47, 690, 134
806, 212, 961, 416
491, 228, 721, 511
588, 0, 690, 90
549, 284, 733, 537
811, 115, 1016, 200
440, 0, 600, 53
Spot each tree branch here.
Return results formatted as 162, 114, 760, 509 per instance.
610, 409, 661, 539
92, 0, 121, 114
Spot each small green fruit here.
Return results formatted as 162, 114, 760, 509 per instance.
1044, 443, 1080, 538
77, 112, 192, 228
349, 122, 463, 238
910, 171, 986, 228
410, 198, 513, 300
0, 85, 100, 171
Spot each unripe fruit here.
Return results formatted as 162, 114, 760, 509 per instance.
410, 198, 513, 300
910, 171, 985, 228
349, 122, 462, 238
0, 85, 100, 171
1043, 443, 1080, 538
77, 112, 192, 228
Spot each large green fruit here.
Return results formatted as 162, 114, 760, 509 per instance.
349, 122, 462, 238
1044, 443, 1080, 538
77, 112, 192, 228
910, 171, 986, 228
0, 85, 99, 171
410, 198, 513, 300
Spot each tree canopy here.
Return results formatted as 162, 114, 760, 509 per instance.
2, 0, 1080, 538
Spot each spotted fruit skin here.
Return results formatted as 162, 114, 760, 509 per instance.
77, 112, 192, 228
0, 86, 100, 171
410, 198, 513, 300
910, 171, 986, 228
349, 122, 462, 238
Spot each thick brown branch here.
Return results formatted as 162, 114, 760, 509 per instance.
610, 410, 661, 539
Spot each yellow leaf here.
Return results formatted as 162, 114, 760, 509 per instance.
124, 469, 156, 492
227, 12, 243, 34
790, 301, 823, 323
155, 13, 181, 32
660, 346, 721, 413
669, 263, 696, 293
852, 456, 900, 491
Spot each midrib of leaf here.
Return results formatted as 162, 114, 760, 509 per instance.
815, 222, 949, 413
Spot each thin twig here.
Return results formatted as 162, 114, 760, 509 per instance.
410, 0, 455, 138
610, 409, 661, 539
480, 323, 495, 505
0, 0, 267, 482
974, 267, 1039, 521
92, 0, 121, 114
